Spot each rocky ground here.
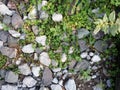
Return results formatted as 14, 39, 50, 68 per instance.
0, 0, 119, 90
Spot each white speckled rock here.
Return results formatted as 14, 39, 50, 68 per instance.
65, 79, 76, 90
9, 30, 21, 38
61, 53, 67, 62
36, 36, 46, 46
32, 66, 40, 77
18, 64, 31, 75
91, 55, 101, 62
1, 84, 17, 90
52, 13, 63, 22
22, 44, 34, 53
23, 76, 37, 87
39, 52, 51, 66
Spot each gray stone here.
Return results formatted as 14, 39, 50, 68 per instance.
68, 60, 77, 69
78, 40, 88, 52
89, 52, 94, 57
39, 87, 49, 90
5, 71, 18, 83
93, 31, 104, 39
3, 15, 11, 25
32, 66, 40, 77
39, 11, 48, 19
32, 26, 39, 35
77, 28, 90, 39
51, 60, 58, 67
93, 85, 103, 90
22, 44, 34, 53
0, 46, 17, 58
52, 68, 61, 73
51, 84, 62, 90
75, 60, 90, 72
7, 35, 18, 47
65, 79, 76, 90
91, 55, 101, 62
39, 52, 51, 66
0, 31, 9, 42
0, 80, 4, 89
1, 84, 17, 90
80, 52, 88, 58
23, 76, 37, 87
94, 40, 108, 52
61, 53, 67, 62
8, 30, 21, 38
12, 13, 23, 29
106, 79, 111, 87
42, 67, 53, 86
18, 63, 31, 75
0, 69, 6, 78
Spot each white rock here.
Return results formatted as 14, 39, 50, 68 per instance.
52, 78, 58, 84
16, 60, 21, 65
32, 66, 40, 77
52, 13, 63, 22
0, 40, 3, 47
22, 44, 34, 53
0, 2, 13, 16
89, 52, 94, 56
39, 52, 51, 66
34, 53, 39, 60
59, 80, 63, 86
51, 84, 62, 90
36, 36, 46, 46
28, 6, 37, 19
23, 76, 37, 87
9, 30, 21, 38
52, 68, 61, 73
0, 23, 3, 30
18, 64, 31, 75
69, 46, 74, 54
65, 79, 76, 90
80, 52, 88, 58
91, 55, 101, 62
41, 0, 48, 6
91, 75, 97, 79
61, 53, 67, 62
1, 84, 17, 90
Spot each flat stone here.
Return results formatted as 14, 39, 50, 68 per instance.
61, 53, 67, 62
0, 69, 6, 78
39, 52, 51, 66
34, 53, 39, 60
8, 30, 21, 38
22, 44, 34, 53
91, 55, 101, 62
51, 60, 58, 67
5, 71, 18, 83
93, 31, 104, 39
0, 31, 9, 42
106, 79, 111, 88
7, 35, 18, 47
23, 76, 37, 87
0, 2, 13, 16
75, 60, 90, 72
52, 78, 58, 84
32, 66, 40, 77
1, 85, 17, 90
78, 40, 88, 52
3, 15, 11, 25
68, 60, 77, 69
42, 67, 53, 86
65, 79, 76, 90
0, 46, 17, 58
94, 40, 108, 52
89, 52, 94, 56
77, 28, 90, 39
39, 87, 49, 90
12, 13, 23, 29
18, 63, 31, 75
52, 68, 61, 73
51, 84, 62, 90
36, 36, 46, 46
52, 13, 63, 22
39, 11, 48, 19
80, 52, 88, 58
